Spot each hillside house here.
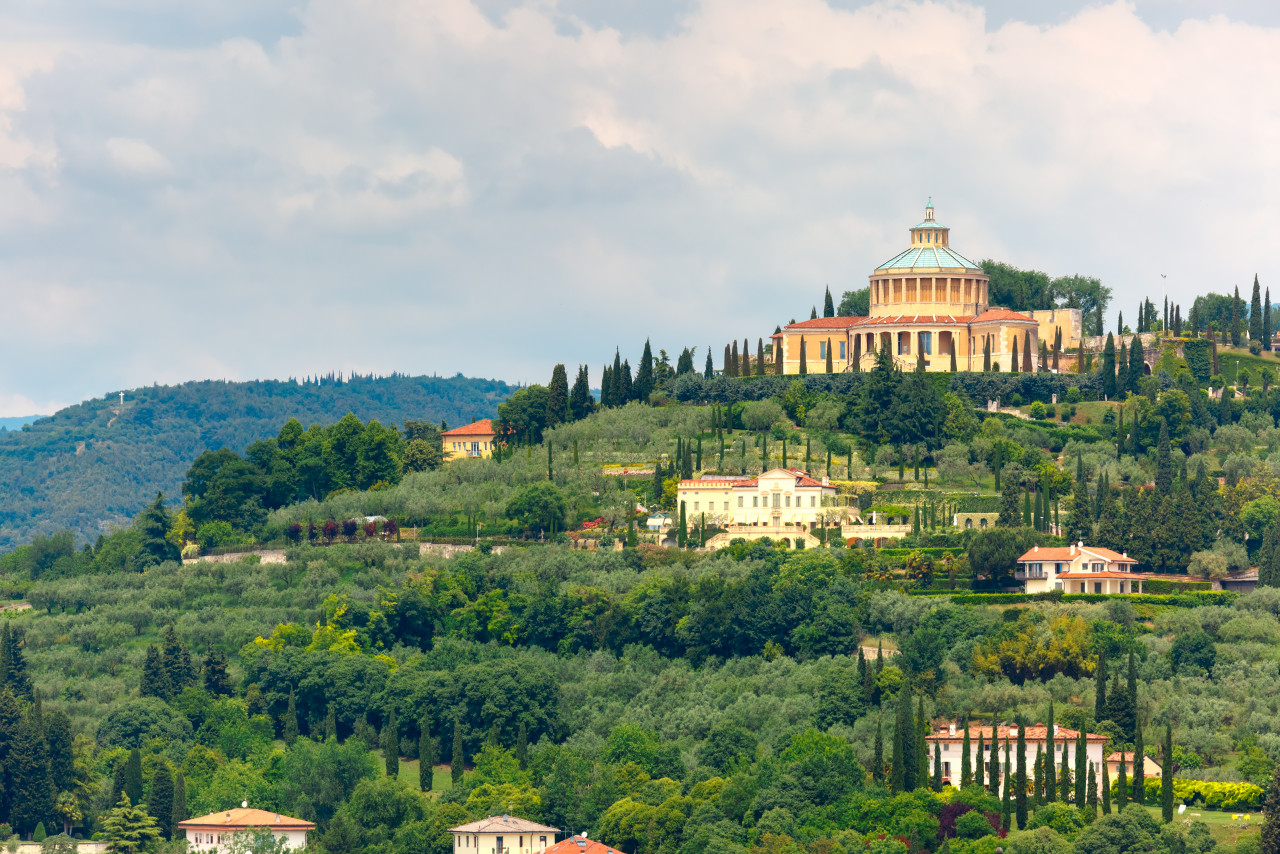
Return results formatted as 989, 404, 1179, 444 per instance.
178, 807, 314, 852
1017, 543, 1143, 594
1105, 751, 1162, 780
442, 419, 499, 461
675, 468, 842, 547
451, 815, 560, 854
924, 722, 1109, 795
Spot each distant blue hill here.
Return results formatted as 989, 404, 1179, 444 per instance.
0, 416, 47, 432
0, 374, 514, 551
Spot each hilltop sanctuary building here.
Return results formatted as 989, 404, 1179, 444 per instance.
774, 203, 1077, 373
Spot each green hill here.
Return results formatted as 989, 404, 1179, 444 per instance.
0, 373, 513, 551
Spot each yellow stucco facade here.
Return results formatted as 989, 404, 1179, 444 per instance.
441, 419, 498, 461
775, 202, 1046, 374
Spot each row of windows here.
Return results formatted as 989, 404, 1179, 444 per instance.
449, 441, 489, 450
816, 341, 847, 360
690, 494, 821, 511
455, 836, 549, 851
942, 740, 1069, 753
1026, 561, 1112, 574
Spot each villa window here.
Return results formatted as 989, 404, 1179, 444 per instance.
738, 496, 744, 508
753, 496, 758, 507
694, 502, 699, 511
772, 493, 781, 509
810, 496, 816, 507
819, 341, 827, 359
840, 341, 846, 359
723, 502, 728, 511
785, 495, 791, 508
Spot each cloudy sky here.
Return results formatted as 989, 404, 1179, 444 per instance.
1, 0, 1278, 416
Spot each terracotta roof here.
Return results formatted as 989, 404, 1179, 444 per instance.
441, 419, 496, 437
179, 809, 315, 830
971, 308, 1037, 324
926, 724, 1108, 743
546, 837, 623, 854
451, 816, 561, 834
783, 316, 865, 329
1108, 751, 1157, 764
1017, 546, 1135, 564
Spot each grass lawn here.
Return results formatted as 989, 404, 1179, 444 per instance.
1216, 345, 1280, 387
1139, 803, 1261, 846
382, 755, 455, 794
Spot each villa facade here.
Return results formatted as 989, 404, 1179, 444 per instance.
1017, 543, 1144, 594
451, 816, 560, 854
925, 723, 1110, 795
442, 419, 499, 461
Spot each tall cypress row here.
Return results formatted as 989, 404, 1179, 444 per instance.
1015, 720, 1028, 829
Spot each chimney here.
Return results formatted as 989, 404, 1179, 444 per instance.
1033, 545, 1039, 552
1010, 726, 1019, 738
948, 722, 957, 737
1053, 724, 1059, 738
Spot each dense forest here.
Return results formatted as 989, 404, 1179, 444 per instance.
0, 374, 513, 552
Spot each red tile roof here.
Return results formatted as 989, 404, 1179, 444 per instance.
179, 809, 315, 830
442, 418, 496, 437
1017, 545, 1135, 564
972, 308, 1037, 324
926, 724, 1108, 743
546, 837, 624, 854
783, 316, 865, 329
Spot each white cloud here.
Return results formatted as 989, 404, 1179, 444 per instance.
0, 0, 1278, 406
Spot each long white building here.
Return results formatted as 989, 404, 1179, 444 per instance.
925, 722, 1110, 795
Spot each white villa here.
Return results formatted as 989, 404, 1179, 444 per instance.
451, 815, 560, 854
1017, 543, 1144, 594
675, 468, 841, 547
925, 722, 1110, 795
178, 807, 314, 852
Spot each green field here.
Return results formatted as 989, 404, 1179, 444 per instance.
1139, 804, 1261, 846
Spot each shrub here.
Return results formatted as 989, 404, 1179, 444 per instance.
1044, 404, 1056, 418
1065, 387, 1082, 403
1124, 777, 1263, 810
1009, 393, 1024, 406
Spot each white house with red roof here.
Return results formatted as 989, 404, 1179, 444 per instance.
676, 468, 841, 548
925, 721, 1110, 795
178, 807, 315, 851
442, 418, 499, 461
772, 202, 1078, 374
451, 815, 560, 854
1017, 542, 1144, 594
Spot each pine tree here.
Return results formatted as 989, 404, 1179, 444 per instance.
451, 720, 464, 785
824, 286, 835, 318
3, 627, 32, 699
46, 709, 74, 792
1251, 275, 1264, 344
1162, 723, 1174, 823
172, 773, 187, 838
961, 719, 972, 788
141, 647, 167, 701
1015, 719, 1028, 829
283, 690, 300, 746
9, 704, 54, 836
203, 650, 231, 696
101, 794, 162, 854
1102, 758, 1112, 815
150, 762, 174, 840
137, 492, 181, 568
546, 364, 570, 428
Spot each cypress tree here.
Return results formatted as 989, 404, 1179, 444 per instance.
325, 702, 337, 741
1263, 765, 1280, 853
988, 731, 998, 794
1232, 285, 1243, 345
1101, 333, 1117, 398
1001, 740, 1012, 830
891, 690, 909, 792
873, 721, 884, 783
1126, 652, 1139, 740
1251, 275, 1263, 344
705, 348, 714, 379
124, 748, 143, 805
811, 306, 818, 319
742, 338, 751, 376
45, 710, 74, 793
172, 773, 187, 837
1044, 701, 1056, 801
1059, 752, 1072, 802
677, 502, 687, 548
1102, 757, 1112, 814
757, 338, 766, 376
951, 348, 957, 372
383, 708, 399, 777
419, 714, 435, 792
1117, 752, 1129, 810
824, 286, 835, 317
451, 720, 464, 785
730, 340, 739, 377
723, 344, 731, 377
151, 762, 174, 840
1266, 287, 1274, 351
799, 338, 808, 375
570, 364, 593, 419
978, 732, 987, 790
1133, 722, 1145, 805
933, 742, 943, 791
1015, 720, 1028, 829
1023, 489, 1032, 527
283, 691, 299, 746
917, 696, 929, 789
1011, 336, 1019, 373
1033, 750, 1044, 806
961, 719, 972, 788
983, 336, 991, 372
1024, 331, 1033, 372
141, 646, 167, 700
546, 364, 570, 427
636, 341, 654, 402
1162, 723, 1174, 822
1075, 729, 1087, 807
826, 338, 834, 373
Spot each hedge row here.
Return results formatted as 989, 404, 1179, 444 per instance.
911, 591, 1237, 607
1142, 578, 1212, 594
1120, 778, 1264, 811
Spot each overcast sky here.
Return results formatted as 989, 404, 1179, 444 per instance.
1, 0, 1278, 416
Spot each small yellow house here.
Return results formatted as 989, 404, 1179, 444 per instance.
451, 815, 560, 854
442, 419, 499, 461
